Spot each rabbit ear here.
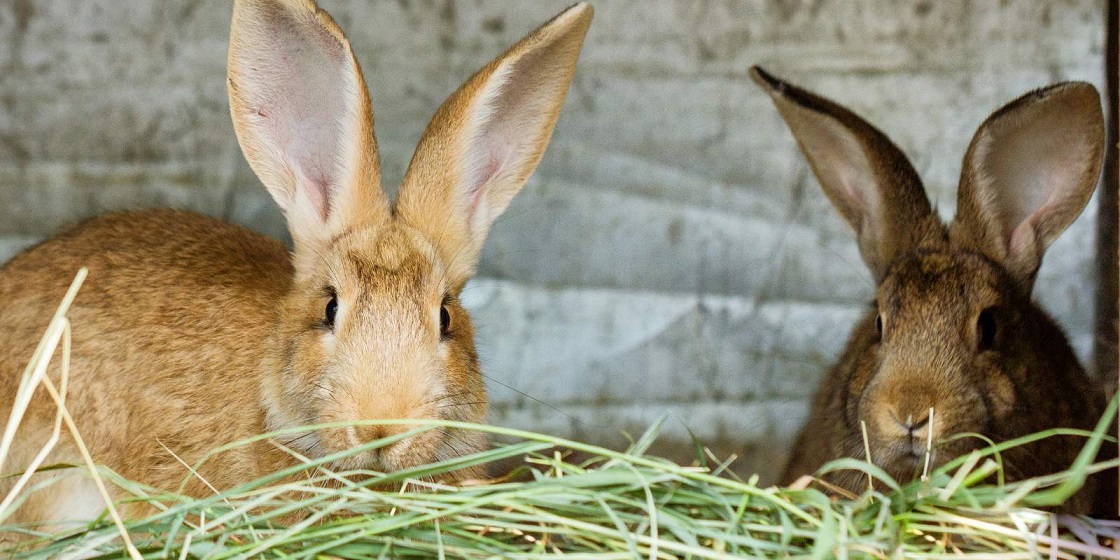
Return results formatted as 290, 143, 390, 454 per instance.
394, 3, 592, 283
751, 67, 941, 281
228, 0, 387, 250
952, 82, 1104, 292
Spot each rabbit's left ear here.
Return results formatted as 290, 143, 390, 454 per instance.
750, 66, 941, 282
228, 0, 387, 251
394, 3, 592, 284
952, 82, 1104, 292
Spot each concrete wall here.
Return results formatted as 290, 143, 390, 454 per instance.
0, 0, 1106, 480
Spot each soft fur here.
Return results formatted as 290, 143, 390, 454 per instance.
0, 0, 592, 531
751, 66, 1114, 515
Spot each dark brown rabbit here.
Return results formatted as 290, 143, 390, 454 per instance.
751, 66, 1114, 515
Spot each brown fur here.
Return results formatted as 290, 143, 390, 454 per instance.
0, 0, 592, 532
751, 67, 1114, 515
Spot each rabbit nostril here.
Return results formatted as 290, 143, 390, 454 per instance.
357, 424, 386, 443
888, 408, 931, 435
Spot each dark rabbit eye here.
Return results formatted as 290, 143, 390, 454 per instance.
875, 314, 884, 339
439, 305, 452, 339
325, 295, 338, 329
976, 307, 997, 351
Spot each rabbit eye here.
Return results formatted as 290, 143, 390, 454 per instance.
325, 295, 338, 330
875, 314, 884, 339
439, 305, 452, 339
976, 307, 997, 351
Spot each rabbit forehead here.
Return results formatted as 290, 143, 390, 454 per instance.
878, 250, 1009, 320
328, 222, 448, 302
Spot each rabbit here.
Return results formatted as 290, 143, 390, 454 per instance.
0, 0, 592, 530
750, 66, 1115, 515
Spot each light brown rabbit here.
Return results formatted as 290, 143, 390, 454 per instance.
751, 67, 1114, 514
0, 0, 592, 528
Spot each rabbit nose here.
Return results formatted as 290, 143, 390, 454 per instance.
897, 412, 930, 432
347, 423, 413, 448
886, 406, 932, 438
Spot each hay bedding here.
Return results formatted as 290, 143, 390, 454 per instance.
1, 272, 1117, 560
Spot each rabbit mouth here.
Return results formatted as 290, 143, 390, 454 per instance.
309, 424, 448, 473
874, 440, 936, 478
323, 426, 487, 481
876, 438, 988, 483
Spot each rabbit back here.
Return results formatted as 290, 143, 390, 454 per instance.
0, 209, 294, 507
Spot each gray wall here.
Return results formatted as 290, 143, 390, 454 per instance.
0, 1, 1106, 480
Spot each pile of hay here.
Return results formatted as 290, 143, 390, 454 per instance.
1, 271, 1117, 559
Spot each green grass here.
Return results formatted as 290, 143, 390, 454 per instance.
1, 270, 1118, 559
2, 410, 1118, 559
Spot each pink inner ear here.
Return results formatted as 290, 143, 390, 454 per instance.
843, 182, 866, 213
1007, 174, 1062, 257
993, 141, 1054, 238
1008, 219, 1035, 258
242, 8, 353, 223
970, 87, 1101, 266
298, 170, 333, 221
463, 137, 508, 216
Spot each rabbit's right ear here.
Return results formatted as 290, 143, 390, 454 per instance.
394, 4, 592, 285
952, 83, 1104, 293
751, 67, 941, 281
228, 0, 387, 251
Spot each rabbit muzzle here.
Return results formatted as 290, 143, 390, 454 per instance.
313, 344, 454, 468
860, 356, 989, 479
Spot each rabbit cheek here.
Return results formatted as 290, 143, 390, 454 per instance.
260, 324, 335, 451
980, 364, 1016, 422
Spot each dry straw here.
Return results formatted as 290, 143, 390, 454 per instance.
1, 270, 1118, 559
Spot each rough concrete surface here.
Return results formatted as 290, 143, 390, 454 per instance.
0, 1, 1107, 480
